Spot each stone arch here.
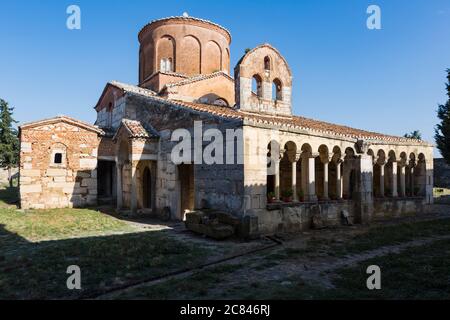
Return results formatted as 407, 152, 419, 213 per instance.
157, 35, 176, 72
315, 145, 330, 200
142, 166, 152, 209
280, 141, 297, 199
252, 74, 263, 98
204, 40, 222, 74
385, 151, 397, 197
406, 153, 417, 196
272, 78, 283, 101
415, 153, 427, 197
179, 35, 201, 75
343, 147, 357, 199
329, 146, 343, 199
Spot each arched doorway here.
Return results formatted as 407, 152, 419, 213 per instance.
142, 167, 152, 209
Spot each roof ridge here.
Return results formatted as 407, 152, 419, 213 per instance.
138, 16, 232, 41
164, 71, 234, 88
109, 81, 430, 145
20, 115, 103, 133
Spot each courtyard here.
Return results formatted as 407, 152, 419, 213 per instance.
1, 184, 450, 300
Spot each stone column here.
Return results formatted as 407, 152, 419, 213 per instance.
291, 154, 300, 201
116, 163, 123, 210
399, 164, 406, 197
323, 160, 330, 200
274, 156, 280, 200
379, 163, 385, 197
391, 161, 398, 197
307, 153, 318, 202
354, 154, 374, 224
336, 159, 343, 200
130, 162, 138, 215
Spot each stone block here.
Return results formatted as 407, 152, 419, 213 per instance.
21, 184, 42, 194
21, 142, 32, 153
81, 178, 97, 188
21, 169, 40, 177
46, 169, 67, 177
79, 158, 97, 169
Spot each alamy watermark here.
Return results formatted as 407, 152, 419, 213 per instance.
66, 5, 81, 30
367, 5, 381, 30
170, 121, 280, 174
66, 265, 81, 290
366, 265, 381, 290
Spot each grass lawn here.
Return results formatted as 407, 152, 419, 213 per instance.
116, 218, 450, 300
0, 187, 214, 299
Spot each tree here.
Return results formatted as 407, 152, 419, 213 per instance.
435, 69, 450, 164
404, 130, 422, 140
0, 99, 19, 187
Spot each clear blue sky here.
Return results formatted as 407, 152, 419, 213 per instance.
0, 0, 449, 157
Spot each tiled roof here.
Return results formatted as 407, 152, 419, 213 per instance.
110, 81, 157, 98
20, 115, 104, 134
108, 81, 429, 145
164, 71, 234, 89
138, 16, 232, 41
121, 119, 159, 139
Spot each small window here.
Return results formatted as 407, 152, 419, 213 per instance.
264, 56, 271, 71
54, 153, 63, 164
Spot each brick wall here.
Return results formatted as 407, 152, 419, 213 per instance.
20, 120, 99, 209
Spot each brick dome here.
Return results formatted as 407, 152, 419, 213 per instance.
138, 16, 232, 83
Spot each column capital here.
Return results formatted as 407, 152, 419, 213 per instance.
311, 152, 320, 158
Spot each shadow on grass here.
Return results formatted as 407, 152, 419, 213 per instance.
0, 187, 19, 207
0, 223, 212, 300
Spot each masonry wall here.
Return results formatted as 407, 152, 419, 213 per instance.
127, 95, 245, 219
20, 122, 99, 209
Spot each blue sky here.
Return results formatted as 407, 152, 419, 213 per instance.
0, 0, 449, 156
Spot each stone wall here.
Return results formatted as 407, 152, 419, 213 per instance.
19, 120, 99, 209
373, 198, 426, 219
129, 95, 245, 219
249, 201, 355, 236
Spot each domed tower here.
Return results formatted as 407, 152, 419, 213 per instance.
138, 15, 232, 91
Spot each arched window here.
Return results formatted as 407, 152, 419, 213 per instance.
264, 56, 271, 71
252, 75, 262, 98
272, 78, 282, 101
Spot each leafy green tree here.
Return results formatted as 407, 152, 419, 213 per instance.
0, 99, 19, 187
435, 69, 450, 164
404, 130, 422, 140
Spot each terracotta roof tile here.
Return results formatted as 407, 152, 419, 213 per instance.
108, 82, 429, 145
164, 71, 234, 89
121, 119, 159, 139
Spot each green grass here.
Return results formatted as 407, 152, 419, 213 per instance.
0, 187, 214, 300
116, 263, 245, 300
117, 219, 450, 300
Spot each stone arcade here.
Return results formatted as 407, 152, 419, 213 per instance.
18, 16, 434, 238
